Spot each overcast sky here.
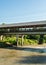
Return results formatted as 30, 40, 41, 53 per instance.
0, 0, 46, 24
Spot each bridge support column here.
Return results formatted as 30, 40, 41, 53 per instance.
0, 35, 3, 40
21, 35, 24, 46
16, 35, 19, 46
38, 34, 44, 44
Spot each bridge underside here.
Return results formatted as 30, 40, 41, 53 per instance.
0, 26, 46, 35
0, 31, 46, 35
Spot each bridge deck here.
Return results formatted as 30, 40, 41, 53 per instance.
0, 21, 46, 35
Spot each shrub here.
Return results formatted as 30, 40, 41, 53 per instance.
24, 39, 29, 45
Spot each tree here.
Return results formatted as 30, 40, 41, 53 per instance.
2, 23, 5, 25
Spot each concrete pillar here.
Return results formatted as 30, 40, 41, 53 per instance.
38, 34, 44, 44
0, 35, 3, 40
16, 35, 19, 46
21, 35, 24, 46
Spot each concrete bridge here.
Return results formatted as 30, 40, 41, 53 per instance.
0, 20, 46, 46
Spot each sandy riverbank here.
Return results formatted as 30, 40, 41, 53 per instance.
0, 44, 46, 65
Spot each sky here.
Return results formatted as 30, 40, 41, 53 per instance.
0, 0, 46, 24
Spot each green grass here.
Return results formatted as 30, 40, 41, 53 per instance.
0, 37, 39, 46
24, 39, 38, 45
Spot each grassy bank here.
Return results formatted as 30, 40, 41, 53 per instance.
0, 36, 38, 46
0, 35, 46, 47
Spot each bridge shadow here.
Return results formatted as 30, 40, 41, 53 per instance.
0, 42, 46, 53
14, 55, 46, 64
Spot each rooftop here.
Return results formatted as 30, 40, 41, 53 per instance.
0, 20, 46, 28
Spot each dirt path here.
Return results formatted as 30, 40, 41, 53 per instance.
0, 45, 46, 65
